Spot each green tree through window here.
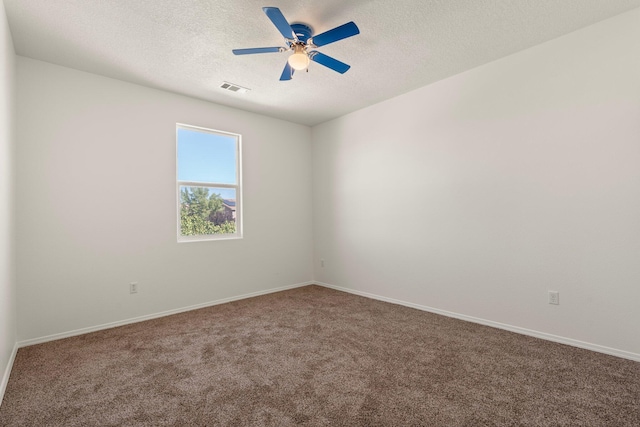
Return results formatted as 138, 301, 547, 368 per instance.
180, 187, 236, 235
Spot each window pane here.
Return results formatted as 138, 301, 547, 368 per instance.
177, 128, 237, 184
179, 186, 237, 236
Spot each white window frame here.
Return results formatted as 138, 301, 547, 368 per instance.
176, 123, 243, 242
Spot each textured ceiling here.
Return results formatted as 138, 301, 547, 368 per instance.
5, 0, 640, 126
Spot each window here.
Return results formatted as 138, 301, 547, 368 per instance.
176, 124, 242, 241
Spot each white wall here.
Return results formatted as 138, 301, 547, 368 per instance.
312, 9, 640, 357
16, 58, 313, 342
0, 0, 16, 397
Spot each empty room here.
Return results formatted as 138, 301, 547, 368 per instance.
1, 0, 639, 425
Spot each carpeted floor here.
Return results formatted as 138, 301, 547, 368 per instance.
1, 285, 638, 426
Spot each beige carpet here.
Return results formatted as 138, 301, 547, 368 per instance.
1, 285, 638, 426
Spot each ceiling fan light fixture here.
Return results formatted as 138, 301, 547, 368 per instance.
287, 45, 309, 71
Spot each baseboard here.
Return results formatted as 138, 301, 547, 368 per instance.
15, 279, 640, 362
0, 342, 18, 407
315, 281, 640, 363
18, 281, 313, 349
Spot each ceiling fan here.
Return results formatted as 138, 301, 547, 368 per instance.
232, 7, 360, 81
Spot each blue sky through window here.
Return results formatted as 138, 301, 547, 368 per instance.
178, 128, 236, 184
177, 127, 237, 186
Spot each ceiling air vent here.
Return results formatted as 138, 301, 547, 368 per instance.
220, 82, 250, 94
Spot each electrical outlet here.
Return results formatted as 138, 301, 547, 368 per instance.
130, 282, 138, 294
320, 259, 325, 268
548, 291, 559, 305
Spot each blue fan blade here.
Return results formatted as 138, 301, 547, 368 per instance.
312, 21, 360, 47
263, 7, 296, 40
309, 51, 351, 74
279, 62, 294, 81
232, 47, 282, 55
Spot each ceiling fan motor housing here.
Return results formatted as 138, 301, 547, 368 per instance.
290, 24, 313, 44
